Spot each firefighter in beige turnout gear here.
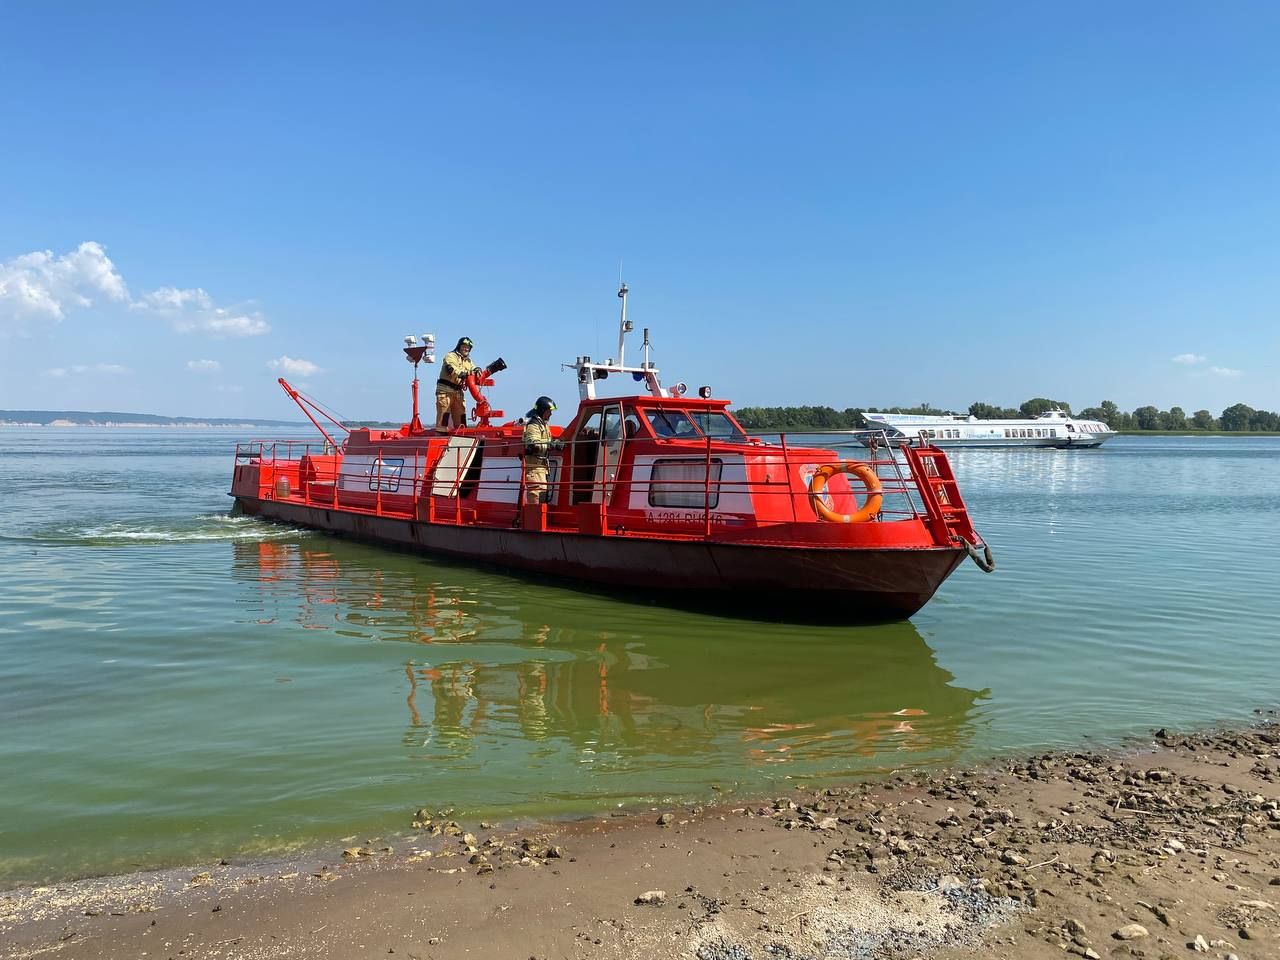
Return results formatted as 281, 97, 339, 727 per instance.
435, 337, 478, 430
522, 396, 560, 505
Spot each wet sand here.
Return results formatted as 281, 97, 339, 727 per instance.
3, 715, 1278, 960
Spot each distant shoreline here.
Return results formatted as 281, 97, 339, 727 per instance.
7, 421, 1278, 437
0, 421, 308, 429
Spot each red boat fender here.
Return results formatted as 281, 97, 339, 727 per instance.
808, 461, 883, 523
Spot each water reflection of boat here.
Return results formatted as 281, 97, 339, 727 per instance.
232, 541, 986, 770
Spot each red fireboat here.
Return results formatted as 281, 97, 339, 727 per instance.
230, 286, 994, 621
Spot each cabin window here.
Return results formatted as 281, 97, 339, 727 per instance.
602, 406, 623, 442
649, 458, 723, 508
689, 410, 747, 442
645, 408, 698, 439
622, 408, 643, 440
1051, 429, 1058, 438
369, 457, 404, 492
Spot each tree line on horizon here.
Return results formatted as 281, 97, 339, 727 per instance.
733, 397, 1280, 432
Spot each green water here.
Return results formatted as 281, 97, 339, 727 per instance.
1, 429, 1277, 886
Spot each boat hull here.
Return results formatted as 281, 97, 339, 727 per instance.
924, 437, 1108, 449
235, 495, 969, 622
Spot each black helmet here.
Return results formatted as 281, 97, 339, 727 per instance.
456, 337, 473, 350
534, 396, 556, 416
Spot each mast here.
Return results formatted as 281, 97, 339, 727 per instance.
564, 285, 664, 401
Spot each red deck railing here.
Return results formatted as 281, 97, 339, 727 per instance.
233, 431, 968, 542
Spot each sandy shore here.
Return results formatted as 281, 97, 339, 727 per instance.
3, 714, 1278, 960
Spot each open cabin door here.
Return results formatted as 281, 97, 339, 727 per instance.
596, 404, 624, 503
567, 404, 626, 505
431, 435, 479, 498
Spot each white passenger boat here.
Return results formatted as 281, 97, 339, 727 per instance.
861, 409, 1116, 449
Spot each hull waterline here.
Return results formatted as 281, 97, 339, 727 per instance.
235, 495, 968, 622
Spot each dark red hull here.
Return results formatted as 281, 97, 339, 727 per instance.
235, 495, 968, 622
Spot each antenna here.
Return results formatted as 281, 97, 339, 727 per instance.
616, 281, 631, 368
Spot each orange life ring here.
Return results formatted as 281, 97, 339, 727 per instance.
808, 461, 883, 523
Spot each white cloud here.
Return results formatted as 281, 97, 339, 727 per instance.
0, 241, 129, 330
1172, 353, 1206, 365
268, 355, 322, 376
187, 359, 222, 373
46, 363, 133, 377
134, 286, 269, 337
0, 241, 270, 338
1209, 366, 1243, 378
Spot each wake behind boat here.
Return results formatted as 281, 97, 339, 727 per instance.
861, 409, 1116, 449
230, 287, 994, 621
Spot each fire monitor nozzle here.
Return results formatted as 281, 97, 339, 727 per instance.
483, 357, 507, 375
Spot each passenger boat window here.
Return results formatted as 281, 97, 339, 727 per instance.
649, 458, 723, 508
645, 408, 697, 439
369, 457, 404, 492
688, 410, 747, 442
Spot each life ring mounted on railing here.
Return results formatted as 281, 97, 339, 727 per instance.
808, 461, 883, 523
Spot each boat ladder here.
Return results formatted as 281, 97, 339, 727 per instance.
900, 443, 982, 549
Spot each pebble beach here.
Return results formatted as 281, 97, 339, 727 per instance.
4, 712, 1277, 960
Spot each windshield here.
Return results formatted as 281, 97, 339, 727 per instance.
643, 408, 748, 442
644, 409, 698, 439
689, 410, 747, 442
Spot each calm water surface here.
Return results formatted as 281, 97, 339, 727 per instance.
1, 428, 1277, 885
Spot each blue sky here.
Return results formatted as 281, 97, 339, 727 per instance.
2, 3, 1277, 420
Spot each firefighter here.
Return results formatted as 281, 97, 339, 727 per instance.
522, 396, 561, 505
435, 337, 478, 430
